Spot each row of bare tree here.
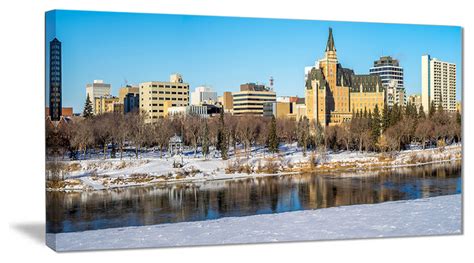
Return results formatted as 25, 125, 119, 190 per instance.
46, 103, 461, 160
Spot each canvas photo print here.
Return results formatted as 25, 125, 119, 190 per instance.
45, 10, 462, 251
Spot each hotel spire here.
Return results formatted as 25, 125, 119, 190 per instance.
326, 27, 336, 52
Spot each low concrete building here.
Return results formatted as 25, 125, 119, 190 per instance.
263, 96, 304, 119
167, 104, 222, 118
191, 86, 217, 105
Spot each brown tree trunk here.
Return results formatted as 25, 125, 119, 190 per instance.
103, 144, 107, 160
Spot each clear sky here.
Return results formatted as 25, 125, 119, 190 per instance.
46, 10, 462, 113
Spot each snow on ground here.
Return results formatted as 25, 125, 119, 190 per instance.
47, 194, 462, 251
48, 144, 461, 191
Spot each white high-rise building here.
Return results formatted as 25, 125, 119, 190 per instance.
369, 56, 406, 108
86, 80, 112, 111
421, 55, 456, 113
386, 80, 406, 108
190, 86, 218, 105
369, 56, 404, 88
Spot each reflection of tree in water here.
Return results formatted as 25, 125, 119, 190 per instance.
47, 161, 461, 233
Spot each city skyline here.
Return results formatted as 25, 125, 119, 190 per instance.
45, 10, 462, 113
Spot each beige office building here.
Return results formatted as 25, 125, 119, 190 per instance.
263, 96, 304, 120
218, 91, 234, 113
421, 55, 456, 113
119, 85, 139, 103
139, 74, 189, 122
232, 83, 276, 116
94, 96, 123, 115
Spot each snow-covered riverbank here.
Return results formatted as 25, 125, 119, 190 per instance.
47, 144, 462, 191
47, 194, 462, 251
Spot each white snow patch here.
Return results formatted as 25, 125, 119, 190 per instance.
48, 144, 461, 191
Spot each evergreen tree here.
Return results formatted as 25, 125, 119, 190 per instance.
390, 104, 400, 126
298, 117, 309, 157
405, 103, 413, 119
418, 105, 426, 119
83, 94, 94, 118
456, 110, 461, 125
201, 121, 209, 158
367, 110, 373, 151
268, 115, 279, 153
217, 109, 224, 151
382, 103, 389, 131
412, 103, 417, 118
217, 109, 228, 160
429, 100, 436, 118
314, 121, 325, 149
371, 104, 381, 146
437, 97, 444, 113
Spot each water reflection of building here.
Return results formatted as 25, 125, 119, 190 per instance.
47, 162, 461, 233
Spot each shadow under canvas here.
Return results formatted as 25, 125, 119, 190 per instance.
10, 222, 53, 249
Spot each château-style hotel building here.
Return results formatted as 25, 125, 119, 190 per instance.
305, 28, 385, 127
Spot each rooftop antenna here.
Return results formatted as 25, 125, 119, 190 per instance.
269, 76, 274, 91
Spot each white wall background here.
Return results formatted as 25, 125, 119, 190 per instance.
0, 0, 471, 261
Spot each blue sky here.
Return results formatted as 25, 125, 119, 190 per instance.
46, 10, 462, 113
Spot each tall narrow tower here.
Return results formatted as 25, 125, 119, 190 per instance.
49, 38, 62, 121
318, 27, 340, 115
320, 28, 338, 95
